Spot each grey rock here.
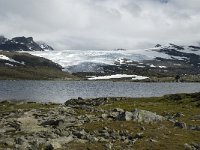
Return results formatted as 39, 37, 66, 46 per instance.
109, 111, 120, 119
188, 125, 200, 131
150, 139, 158, 143
0, 138, 15, 147
174, 112, 184, 118
98, 137, 109, 142
15, 142, 31, 150
174, 122, 187, 129
184, 143, 192, 150
44, 143, 54, 150
113, 108, 124, 112
105, 142, 113, 150
185, 143, 200, 150
73, 129, 87, 139
15, 137, 26, 145
117, 111, 133, 121
99, 129, 110, 139
102, 114, 108, 119
75, 139, 88, 144
111, 108, 164, 122
41, 119, 64, 128
132, 109, 164, 123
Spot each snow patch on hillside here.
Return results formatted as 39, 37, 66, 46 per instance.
0, 54, 25, 65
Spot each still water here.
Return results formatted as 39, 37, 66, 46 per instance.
0, 81, 200, 103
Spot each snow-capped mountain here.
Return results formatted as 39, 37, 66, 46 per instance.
36, 41, 54, 51
0, 36, 54, 51
28, 43, 200, 76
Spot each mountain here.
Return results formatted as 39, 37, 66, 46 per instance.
0, 36, 54, 51
27, 43, 200, 81
0, 36, 9, 44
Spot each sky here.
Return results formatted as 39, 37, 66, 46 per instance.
0, 0, 200, 50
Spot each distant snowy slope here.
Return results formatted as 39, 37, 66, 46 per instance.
28, 49, 151, 71
28, 43, 200, 73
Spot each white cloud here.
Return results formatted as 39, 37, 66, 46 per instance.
0, 0, 200, 49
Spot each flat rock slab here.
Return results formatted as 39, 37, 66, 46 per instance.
17, 116, 46, 133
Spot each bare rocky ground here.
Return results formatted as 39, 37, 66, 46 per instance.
0, 93, 200, 150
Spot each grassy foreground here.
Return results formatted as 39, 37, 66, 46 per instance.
0, 93, 199, 150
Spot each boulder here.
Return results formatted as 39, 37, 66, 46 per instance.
174, 122, 187, 129
131, 109, 164, 123
117, 111, 133, 121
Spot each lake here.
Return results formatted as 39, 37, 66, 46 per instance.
0, 81, 200, 103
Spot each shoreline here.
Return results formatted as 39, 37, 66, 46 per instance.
0, 78, 200, 83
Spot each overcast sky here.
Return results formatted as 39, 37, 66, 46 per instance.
0, 0, 200, 50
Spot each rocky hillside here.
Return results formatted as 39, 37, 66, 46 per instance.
0, 51, 76, 80
101, 44, 200, 78
0, 36, 53, 51
0, 92, 199, 149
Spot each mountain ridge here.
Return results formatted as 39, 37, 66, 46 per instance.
0, 36, 54, 51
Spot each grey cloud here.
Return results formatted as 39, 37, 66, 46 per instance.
0, 0, 200, 50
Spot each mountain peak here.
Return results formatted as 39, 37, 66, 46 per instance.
0, 35, 54, 51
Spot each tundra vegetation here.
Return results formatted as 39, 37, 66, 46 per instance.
0, 92, 199, 149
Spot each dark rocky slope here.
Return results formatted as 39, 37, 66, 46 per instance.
0, 36, 53, 51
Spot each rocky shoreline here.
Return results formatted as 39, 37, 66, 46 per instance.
0, 93, 200, 149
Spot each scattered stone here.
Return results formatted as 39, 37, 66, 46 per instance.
174, 112, 184, 118
188, 125, 200, 131
105, 142, 113, 150
0, 97, 199, 149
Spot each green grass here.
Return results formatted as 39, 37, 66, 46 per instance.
0, 101, 58, 112
0, 67, 77, 80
